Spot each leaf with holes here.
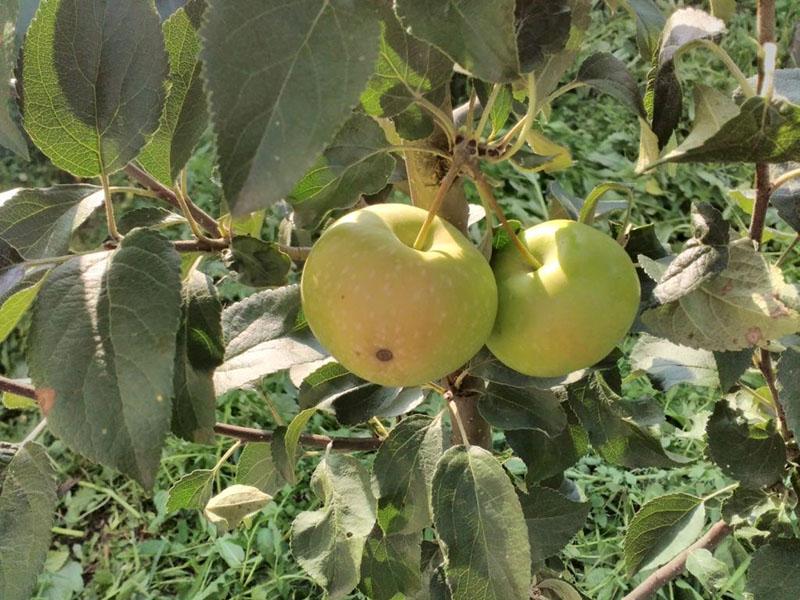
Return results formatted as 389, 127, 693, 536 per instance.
22, 0, 167, 176
28, 229, 182, 488
202, 0, 381, 215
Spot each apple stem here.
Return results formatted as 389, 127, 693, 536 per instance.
412, 162, 462, 250
469, 167, 543, 270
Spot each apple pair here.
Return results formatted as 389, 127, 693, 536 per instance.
301, 204, 640, 387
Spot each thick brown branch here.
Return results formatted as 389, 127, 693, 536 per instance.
622, 521, 732, 600
0, 375, 37, 399
124, 163, 223, 238
213, 422, 383, 451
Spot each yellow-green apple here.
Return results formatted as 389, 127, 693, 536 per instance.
487, 220, 640, 377
301, 204, 498, 387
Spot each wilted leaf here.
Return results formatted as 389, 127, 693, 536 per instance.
166, 469, 214, 512
519, 486, 590, 563
624, 493, 706, 575
706, 400, 786, 488
204, 484, 271, 532
630, 333, 718, 390
291, 454, 377, 599
747, 538, 800, 599
0, 443, 57, 600
28, 230, 182, 488
22, 0, 167, 176
432, 445, 532, 600
202, 0, 381, 214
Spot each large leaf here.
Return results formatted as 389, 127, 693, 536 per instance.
359, 531, 422, 600
519, 486, 590, 563
22, 0, 168, 176
576, 52, 645, 117
288, 112, 396, 230
641, 238, 800, 351
0, 185, 104, 259
235, 442, 286, 496
432, 445, 532, 600
478, 382, 567, 434
202, 0, 381, 215
630, 333, 719, 390
747, 538, 800, 599
514, 0, 572, 73
137, 0, 208, 185
395, 0, 520, 83
291, 453, 377, 599
624, 493, 706, 575
373, 414, 445, 535
0, 443, 57, 600
506, 416, 589, 483
706, 400, 786, 489
0, 0, 28, 158
214, 285, 326, 394
172, 270, 223, 443
28, 229, 182, 488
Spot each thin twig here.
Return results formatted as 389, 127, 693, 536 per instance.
22, 419, 48, 445
0, 375, 36, 399
412, 160, 463, 250
100, 172, 122, 241
622, 521, 732, 600
213, 423, 382, 451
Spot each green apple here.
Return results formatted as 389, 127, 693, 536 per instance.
301, 203, 498, 387
487, 219, 640, 377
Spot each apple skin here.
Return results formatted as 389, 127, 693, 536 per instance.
301, 204, 498, 387
487, 219, 640, 377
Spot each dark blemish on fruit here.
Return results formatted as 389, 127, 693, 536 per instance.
376, 348, 393, 362
340, 295, 345, 299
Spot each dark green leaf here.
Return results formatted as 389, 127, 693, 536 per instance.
289, 113, 395, 230
771, 162, 800, 232
373, 414, 445, 534
721, 487, 773, 525
515, 0, 571, 73
214, 285, 326, 393
630, 334, 718, 390
624, 224, 668, 260
172, 271, 223, 443
479, 382, 567, 434
616, 0, 665, 60
624, 493, 706, 575
395, 0, 520, 83
506, 417, 589, 483
432, 446, 532, 600
166, 469, 214, 511
271, 427, 293, 485
28, 230, 182, 488
360, 531, 422, 600
519, 486, 589, 563
137, 0, 207, 185
202, 0, 381, 215
747, 538, 800, 599
714, 349, 753, 392
0, 0, 28, 158
0, 443, 57, 600
22, 0, 167, 176
280, 408, 316, 485
235, 442, 286, 496
0, 185, 104, 259
117, 206, 185, 235
777, 348, 800, 439
470, 347, 586, 390
223, 236, 291, 288
706, 400, 786, 488
576, 52, 645, 117
0, 276, 46, 343
291, 453, 377, 599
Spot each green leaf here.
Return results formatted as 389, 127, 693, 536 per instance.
0, 0, 28, 158
204, 484, 271, 532
166, 469, 214, 512
478, 382, 567, 434
469, 347, 587, 390
202, 0, 381, 215
360, 5, 452, 137
291, 453, 377, 599
576, 52, 646, 117
0, 443, 57, 600
567, 375, 687, 468
22, 0, 168, 176
714, 349, 753, 393
278, 408, 316, 485
0, 276, 46, 343
214, 285, 326, 394
235, 442, 286, 496
288, 112, 396, 230
223, 236, 291, 288
747, 538, 800, 599
117, 206, 186, 235
2, 391, 38, 410
641, 238, 800, 351
432, 445, 532, 600
0, 185, 104, 259
534, 579, 582, 600
359, 531, 422, 600
137, 0, 208, 186
706, 400, 786, 489
28, 229, 182, 488
172, 270, 223, 444
721, 487, 773, 525
777, 348, 800, 439
373, 414, 445, 535
685, 548, 730, 593
630, 334, 718, 390
616, 0, 665, 60
624, 493, 706, 576
515, 0, 572, 73
519, 486, 590, 563
506, 418, 589, 483
395, 0, 520, 83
